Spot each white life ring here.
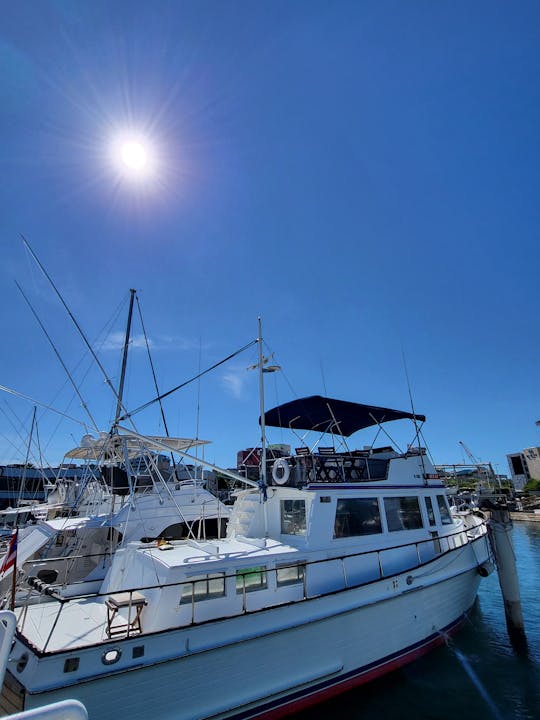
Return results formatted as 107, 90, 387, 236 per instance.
272, 458, 290, 486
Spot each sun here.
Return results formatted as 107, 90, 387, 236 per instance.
121, 141, 148, 172
110, 133, 156, 181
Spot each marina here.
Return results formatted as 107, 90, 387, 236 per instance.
1, 3, 540, 719
0, 383, 499, 719
0, 306, 535, 720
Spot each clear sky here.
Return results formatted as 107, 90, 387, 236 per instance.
0, 1, 539, 478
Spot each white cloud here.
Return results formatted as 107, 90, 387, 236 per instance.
222, 370, 246, 399
99, 333, 204, 353
100, 332, 151, 352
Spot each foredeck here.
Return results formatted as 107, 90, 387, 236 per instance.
16, 598, 110, 652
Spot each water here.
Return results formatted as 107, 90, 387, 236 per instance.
297, 521, 540, 720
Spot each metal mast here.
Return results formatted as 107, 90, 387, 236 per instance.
257, 317, 267, 498
114, 289, 136, 430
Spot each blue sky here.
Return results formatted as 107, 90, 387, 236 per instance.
0, 1, 539, 477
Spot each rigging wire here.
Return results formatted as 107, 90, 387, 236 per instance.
17, 406, 36, 513
135, 294, 171, 437
20, 235, 131, 422
15, 281, 100, 433
135, 293, 178, 480
117, 338, 259, 423
0, 384, 89, 428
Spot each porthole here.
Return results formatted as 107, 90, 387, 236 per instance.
132, 645, 144, 659
102, 648, 122, 665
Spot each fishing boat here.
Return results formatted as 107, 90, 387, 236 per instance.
0, 379, 494, 718
0, 284, 236, 602
0, 431, 231, 601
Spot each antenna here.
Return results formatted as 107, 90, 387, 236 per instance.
320, 359, 328, 396
400, 342, 427, 482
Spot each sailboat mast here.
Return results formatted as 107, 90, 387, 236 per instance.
114, 289, 136, 429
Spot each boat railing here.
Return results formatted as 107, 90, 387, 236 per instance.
270, 453, 390, 485
18, 520, 490, 653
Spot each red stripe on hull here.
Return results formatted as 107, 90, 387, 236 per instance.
251, 616, 466, 720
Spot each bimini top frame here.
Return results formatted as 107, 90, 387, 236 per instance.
262, 395, 425, 437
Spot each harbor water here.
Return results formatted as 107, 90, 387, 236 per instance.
299, 521, 540, 720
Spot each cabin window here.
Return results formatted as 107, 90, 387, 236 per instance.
384, 497, 423, 531
276, 563, 305, 586
63, 657, 80, 673
334, 498, 382, 538
425, 496, 436, 526
280, 500, 307, 536
181, 573, 226, 603
437, 495, 453, 525
236, 566, 267, 593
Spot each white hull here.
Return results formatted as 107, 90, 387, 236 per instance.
17, 537, 488, 720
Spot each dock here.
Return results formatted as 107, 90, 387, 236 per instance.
510, 511, 540, 523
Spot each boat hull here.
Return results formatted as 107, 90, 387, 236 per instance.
10, 545, 487, 720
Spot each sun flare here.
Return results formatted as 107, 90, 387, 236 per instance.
110, 133, 156, 181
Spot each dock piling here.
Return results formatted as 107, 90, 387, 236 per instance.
486, 504, 527, 652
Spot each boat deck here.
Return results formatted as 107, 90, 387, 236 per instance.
16, 598, 110, 652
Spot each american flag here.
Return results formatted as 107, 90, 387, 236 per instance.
0, 530, 18, 579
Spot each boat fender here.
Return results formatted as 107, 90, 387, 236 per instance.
477, 561, 495, 577
272, 458, 290, 486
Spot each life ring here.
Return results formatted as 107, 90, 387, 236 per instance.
272, 458, 290, 486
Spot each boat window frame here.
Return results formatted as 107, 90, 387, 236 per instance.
180, 572, 226, 604
236, 566, 268, 593
280, 499, 307, 536
333, 497, 383, 538
383, 496, 424, 532
276, 562, 305, 587
424, 496, 436, 526
436, 494, 453, 525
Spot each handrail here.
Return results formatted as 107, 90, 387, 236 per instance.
0, 610, 17, 688
26, 523, 485, 602
8, 700, 88, 719
19, 521, 489, 652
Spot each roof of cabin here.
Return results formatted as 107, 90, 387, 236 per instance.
262, 396, 425, 437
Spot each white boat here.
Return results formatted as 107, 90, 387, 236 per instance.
0, 393, 493, 719
0, 431, 233, 600
0, 287, 237, 596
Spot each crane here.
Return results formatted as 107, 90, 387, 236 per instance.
459, 441, 496, 485
459, 441, 480, 465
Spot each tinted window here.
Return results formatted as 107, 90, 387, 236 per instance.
276, 563, 305, 586
437, 495, 453, 525
334, 498, 382, 538
425, 496, 436, 526
236, 566, 267, 593
181, 573, 225, 603
280, 500, 307, 535
384, 497, 423, 531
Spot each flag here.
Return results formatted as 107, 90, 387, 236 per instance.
0, 529, 18, 579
